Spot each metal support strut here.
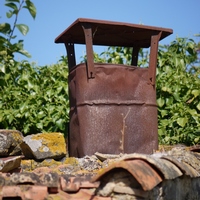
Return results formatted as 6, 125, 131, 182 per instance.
82, 23, 95, 79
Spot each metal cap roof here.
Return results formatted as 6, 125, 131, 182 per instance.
55, 18, 173, 48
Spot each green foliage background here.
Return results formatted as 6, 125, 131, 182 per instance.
0, 0, 200, 145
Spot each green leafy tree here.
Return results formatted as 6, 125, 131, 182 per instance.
92, 46, 149, 67
0, 0, 36, 90
157, 38, 200, 145
0, 0, 36, 62
9, 62, 69, 134
0, 0, 37, 133
0, 1, 70, 135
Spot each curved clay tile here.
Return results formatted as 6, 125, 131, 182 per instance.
92, 159, 162, 191
160, 156, 199, 177
121, 153, 183, 179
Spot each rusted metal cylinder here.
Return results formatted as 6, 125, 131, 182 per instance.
68, 63, 158, 157
55, 18, 173, 157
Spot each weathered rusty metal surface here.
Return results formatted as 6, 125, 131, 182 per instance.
55, 18, 173, 157
55, 18, 173, 48
92, 159, 162, 191
68, 63, 158, 157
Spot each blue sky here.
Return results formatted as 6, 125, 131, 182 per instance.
1, 0, 200, 66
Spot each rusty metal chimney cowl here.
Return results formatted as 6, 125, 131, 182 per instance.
55, 18, 173, 157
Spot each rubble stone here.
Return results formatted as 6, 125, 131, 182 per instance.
20, 132, 67, 160
0, 129, 23, 156
0, 156, 22, 173
78, 155, 105, 172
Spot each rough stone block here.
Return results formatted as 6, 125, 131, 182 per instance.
20, 132, 67, 160
0, 130, 23, 156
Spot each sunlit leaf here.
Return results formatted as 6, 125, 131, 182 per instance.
23, 124, 30, 134
192, 90, 199, 98
16, 24, 29, 35
36, 123, 43, 129
56, 119, 64, 130
165, 98, 173, 106
38, 111, 45, 119
173, 93, 180, 101
177, 117, 188, 127
23, 0, 36, 19
18, 49, 31, 58
160, 109, 168, 117
8, 114, 14, 124
0, 64, 6, 73
157, 98, 165, 108
197, 103, 200, 111
188, 109, 198, 116
164, 136, 170, 142
194, 137, 200, 143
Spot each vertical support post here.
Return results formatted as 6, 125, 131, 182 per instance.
65, 42, 76, 69
148, 32, 162, 86
131, 47, 140, 66
82, 23, 95, 79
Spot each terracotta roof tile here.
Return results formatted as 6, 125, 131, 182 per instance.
1, 149, 200, 199
121, 154, 183, 179
92, 159, 162, 191
1, 185, 48, 200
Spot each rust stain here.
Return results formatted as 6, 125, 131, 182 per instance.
120, 108, 131, 153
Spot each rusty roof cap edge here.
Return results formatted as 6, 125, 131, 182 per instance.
54, 18, 173, 46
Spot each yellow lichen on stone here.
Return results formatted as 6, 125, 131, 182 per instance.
32, 132, 67, 155
11, 131, 23, 143
40, 159, 62, 168
63, 157, 78, 166
74, 169, 93, 176
21, 159, 62, 172
21, 159, 39, 171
